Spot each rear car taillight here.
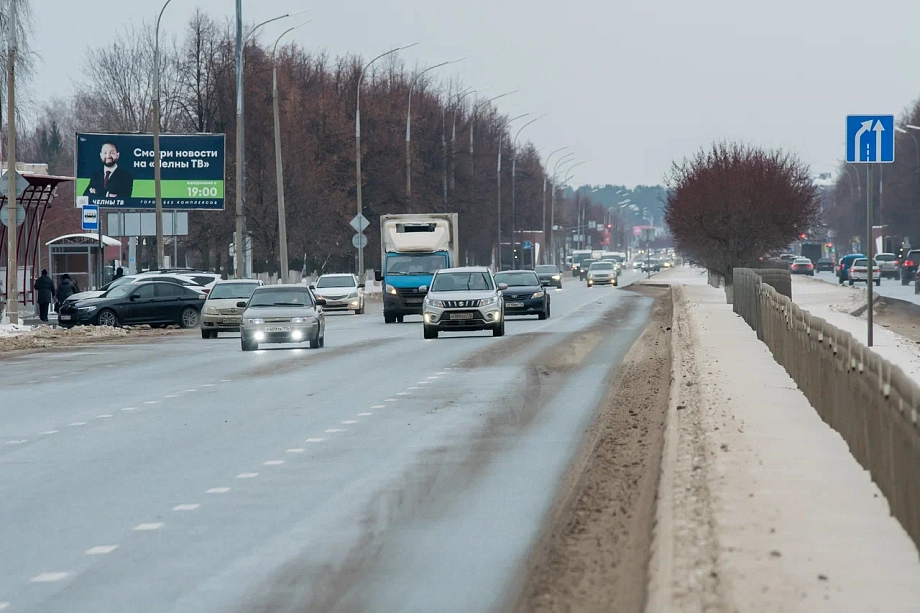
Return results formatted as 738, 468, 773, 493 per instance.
905, 260, 916, 267
807, 264, 813, 269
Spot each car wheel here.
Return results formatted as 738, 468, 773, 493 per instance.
179, 307, 199, 329
915, 283, 920, 294
423, 326, 438, 339
397, 315, 404, 323
538, 309, 547, 320
557, 282, 562, 289
493, 321, 505, 337
875, 279, 881, 286
546, 303, 551, 318
838, 277, 844, 285
319, 333, 325, 348
241, 337, 257, 351
384, 313, 396, 324
902, 275, 910, 285
96, 309, 118, 327
310, 331, 321, 349
201, 329, 210, 339
849, 280, 854, 286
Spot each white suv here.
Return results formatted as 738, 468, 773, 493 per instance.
422, 267, 507, 339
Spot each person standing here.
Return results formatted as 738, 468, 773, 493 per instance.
55, 274, 79, 312
33, 269, 55, 322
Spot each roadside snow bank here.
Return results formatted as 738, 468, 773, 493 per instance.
0, 325, 185, 353
0, 323, 35, 338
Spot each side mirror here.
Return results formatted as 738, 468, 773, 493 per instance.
308, 285, 315, 290
374, 270, 383, 282
358, 283, 365, 289
418, 285, 428, 293
236, 301, 247, 308
497, 283, 509, 291
315, 297, 327, 306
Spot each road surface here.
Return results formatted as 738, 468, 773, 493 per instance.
0, 271, 652, 613
810, 269, 920, 306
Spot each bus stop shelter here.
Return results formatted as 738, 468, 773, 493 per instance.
47, 233, 121, 292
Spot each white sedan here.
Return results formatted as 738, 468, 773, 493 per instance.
310, 274, 365, 314
848, 258, 881, 286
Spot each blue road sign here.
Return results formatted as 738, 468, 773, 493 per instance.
523, 240, 532, 250
82, 204, 99, 231
846, 115, 895, 163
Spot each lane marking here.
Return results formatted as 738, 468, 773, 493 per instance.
85, 545, 119, 555
324, 429, 345, 433
396, 392, 409, 396
207, 487, 230, 494
173, 504, 200, 511
143, 401, 158, 405
133, 523, 164, 531
5, 440, 26, 445
416, 381, 429, 385
0, 602, 9, 610
408, 387, 422, 390
426, 376, 439, 380
201, 384, 216, 388
236, 473, 258, 479
436, 371, 449, 375
69, 422, 87, 427
263, 460, 284, 466
357, 412, 373, 417
341, 420, 358, 424
164, 395, 179, 399
30, 572, 70, 583
39, 430, 59, 435
120, 407, 137, 412
305, 438, 325, 443
220, 379, 232, 382
371, 405, 385, 409
49, 375, 60, 380
184, 389, 198, 393
96, 414, 112, 419
26, 379, 39, 383
384, 399, 398, 402
286, 448, 306, 454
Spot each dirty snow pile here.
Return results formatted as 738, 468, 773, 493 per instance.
0, 323, 35, 338
0, 325, 182, 353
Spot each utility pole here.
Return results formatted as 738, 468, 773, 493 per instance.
153, 0, 174, 272
867, 164, 874, 347
5, 0, 18, 323
233, 0, 244, 279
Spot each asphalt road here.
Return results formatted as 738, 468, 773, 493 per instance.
0, 270, 653, 613
809, 269, 920, 305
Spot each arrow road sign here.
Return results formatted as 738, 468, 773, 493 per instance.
352, 233, 368, 249
82, 204, 99, 231
0, 170, 29, 198
846, 115, 895, 163
350, 214, 370, 233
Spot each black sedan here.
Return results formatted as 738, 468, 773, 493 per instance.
815, 258, 835, 272
493, 270, 550, 320
534, 264, 563, 288
58, 280, 205, 329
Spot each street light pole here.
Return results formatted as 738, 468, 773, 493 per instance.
510, 114, 546, 267
549, 155, 576, 266
496, 113, 528, 269
542, 147, 572, 264
450, 86, 484, 195
356, 43, 418, 279
470, 90, 517, 178
153, 0, 175, 271
5, 0, 18, 323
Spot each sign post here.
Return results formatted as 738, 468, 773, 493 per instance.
846, 114, 895, 347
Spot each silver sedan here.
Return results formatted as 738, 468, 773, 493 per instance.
239, 285, 326, 351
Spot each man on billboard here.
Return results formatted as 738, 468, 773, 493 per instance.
83, 141, 134, 199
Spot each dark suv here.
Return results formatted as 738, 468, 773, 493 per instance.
901, 250, 920, 285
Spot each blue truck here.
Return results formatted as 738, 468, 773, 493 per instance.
375, 213, 459, 324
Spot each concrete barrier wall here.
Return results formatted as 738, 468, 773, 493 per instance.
733, 268, 920, 551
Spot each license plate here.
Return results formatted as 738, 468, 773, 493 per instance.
449, 313, 474, 320
59, 315, 71, 321
507, 302, 525, 308
266, 326, 290, 332
222, 317, 240, 324
406, 298, 424, 304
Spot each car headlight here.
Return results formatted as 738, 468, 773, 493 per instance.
531, 291, 545, 299
77, 305, 98, 312
386, 284, 398, 295
205, 306, 219, 315
478, 296, 498, 307
291, 317, 313, 323
552, 274, 561, 280
426, 298, 445, 308
247, 318, 264, 325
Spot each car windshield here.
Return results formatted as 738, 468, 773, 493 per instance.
103, 285, 135, 299
494, 272, 540, 286
581, 260, 596, 267
316, 276, 356, 288
590, 262, 615, 270
386, 254, 448, 276
431, 271, 494, 292
208, 282, 260, 300
794, 259, 811, 264
535, 265, 558, 274
248, 288, 314, 307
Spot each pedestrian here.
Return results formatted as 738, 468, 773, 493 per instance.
33, 269, 55, 322
113, 267, 125, 280
55, 274, 79, 312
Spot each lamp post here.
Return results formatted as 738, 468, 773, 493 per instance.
153, 0, 176, 271
4, 0, 18, 323
271, 20, 311, 283
405, 58, 464, 199
510, 113, 546, 267
356, 43, 418, 279
495, 113, 528, 269
450, 86, 484, 194
548, 153, 575, 265
542, 147, 572, 264
469, 90, 517, 178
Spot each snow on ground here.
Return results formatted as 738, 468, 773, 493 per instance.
0, 325, 186, 353
647, 267, 920, 613
0, 323, 36, 338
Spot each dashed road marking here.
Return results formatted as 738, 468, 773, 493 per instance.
39, 430, 59, 435
173, 504, 200, 511
286, 448, 306, 454
220, 379, 232, 382
30, 572, 70, 583
164, 395, 179, 398
408, 387, 422, 390
86, 545, 119, 555
69, 422, 87, 427
207, 487, 231, 494
27, 379, 39, 383
417, 381, 429, 385
324, 429, 345, 433
396, 392, 409, 396
357, 412, 373, 417
184, 389, 198, 393
133, 523, 164, 531
0, 601, 9, 610
384, 398, 398, 402
371, 405, 385, 409
120, 407, 137, 412
143, 401, 158, 405
263, 460, 284, 466
341, 420, 358, 424
5, 440, 26, 445
96, 414, 113, 419
426, 376, 439, 379
236, 473, 258, 479
201, 384, 216, 388
436, 371, 449, 375
305, 438, 325, 443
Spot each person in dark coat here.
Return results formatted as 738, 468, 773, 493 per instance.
113, 267, 125, 280
55, 274, 79, 312
33, 269, 55, 322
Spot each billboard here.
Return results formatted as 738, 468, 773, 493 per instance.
75, 133, 225, 210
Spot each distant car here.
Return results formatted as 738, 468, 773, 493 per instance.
875, 253, 899, 279
58, 280, 205, 329
534, 264, 563, 288
641, 258, 662, 272
422, 267, 506, 339
494, 270, 550, 320
900, 250, 920, 285
239, 285, 327, 351
311, 273, 365, 314
586, 261, 618, 287
61, 273, 204, 306
837, 254, 866, 284
780, 253, 797, 267
578, 259, 597, 281
789, 257, 814, 276
815, 257, 835, 272
200, 279, 263, 338
848, 258, 881, 286
632, 260, 644, 270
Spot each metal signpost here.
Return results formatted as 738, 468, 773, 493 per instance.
350, 214, 370, 277
641, 227, 655, 278
81, 205, 99, 232
845, 114, 895, 347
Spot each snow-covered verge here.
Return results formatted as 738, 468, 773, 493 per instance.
0, 325, 187, 354
645, 268, 920, 613
0, 323, 35, 338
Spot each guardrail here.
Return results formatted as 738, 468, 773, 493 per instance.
732, 267, 920, 551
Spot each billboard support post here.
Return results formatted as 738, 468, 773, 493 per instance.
5, 0, 18, 324
153, 0, 174, 271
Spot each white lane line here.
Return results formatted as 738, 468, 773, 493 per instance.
0, 601, 9, 610
184, 389, 198, 393
39, 430, 59, 435
416, 381, 429, 385
207, 487, 231, 494
5, 440, 26, 445
426, 376, 440, 380
371, 405, 385, 409
341, 420, 358, 425
96, 414, 113, 419
220, 379, 232, 382
69, 422, 87, 427
143, 401, 158, 405
357, 412, 373, 417
120, 407, 137, 412
436, 371, 449, 375
85, 545, 119, 555
201, 384, 216, 388
164, 395, 179, 398
324, 428, 346, 433
305, 438, 325, 443
263, 460, 284, 466
133, 523, 164, 531
30, 572, 70, 583
236, 473, 258, 479
396, 392, 409, 396
408, 387, 422, 390
384, 398, 398, 402
26, 379, 39, 383
49, 375, 60, 380
286, 448, 305, 454
172, 504, 200, 511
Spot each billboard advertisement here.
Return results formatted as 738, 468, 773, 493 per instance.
75, 133, 225, 210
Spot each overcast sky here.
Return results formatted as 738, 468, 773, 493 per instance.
30, 0, 920, 187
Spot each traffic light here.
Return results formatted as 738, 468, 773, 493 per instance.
606, 224, 612, 229
800, 233, 807, 240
